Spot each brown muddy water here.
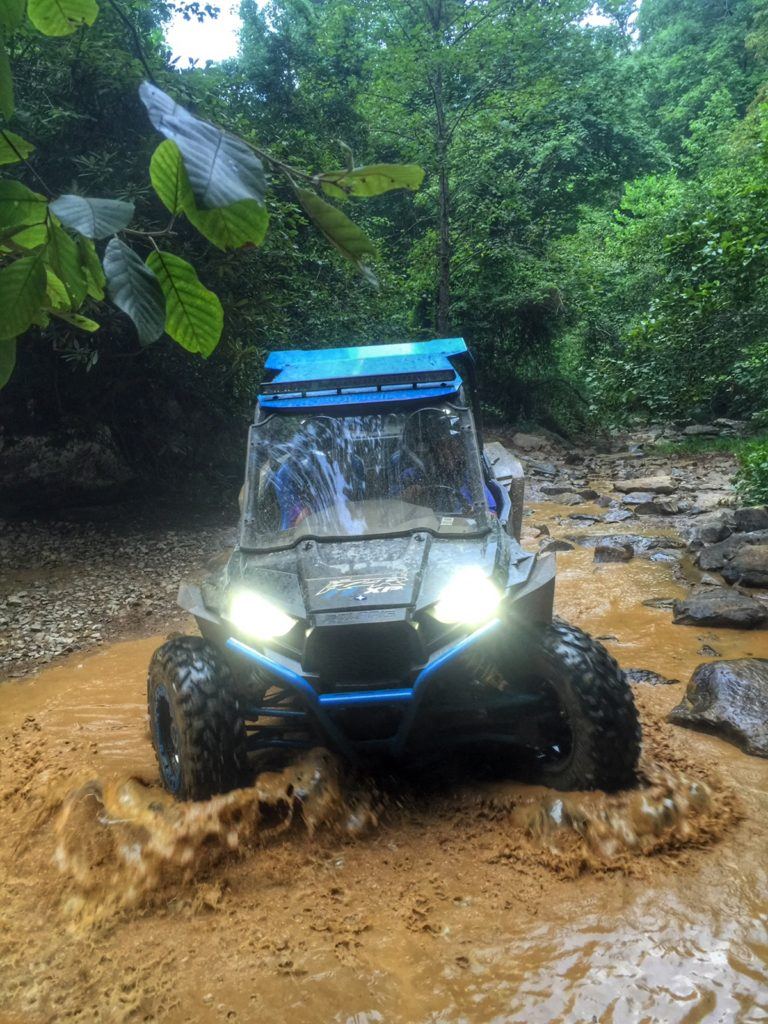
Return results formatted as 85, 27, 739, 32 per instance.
1, 503, 767, 1024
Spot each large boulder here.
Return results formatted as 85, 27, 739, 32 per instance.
0, 429, 135, 514
696, 529, 768, 570
684, 510, 736, 547
734, 507, 768, 533
721, 544, 768, 587
672, 586, 768, 629
594, 539, 634, 563
683, 424, 719, 436
568, 532, 685, 556
511, 432, 546, 452
613, 475, 677, 495
669, 660, 768, 757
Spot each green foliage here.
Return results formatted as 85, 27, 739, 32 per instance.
0, 336, 15, 385
27, 0, 98, 36
318, 164, 425, 201
295, 187, 376, 278
146, 249, 223, 356
0, 254, 45, 337
0, 128, 33, 163
737, 440, 768, 504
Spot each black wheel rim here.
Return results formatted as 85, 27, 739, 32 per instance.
533, 679, 575, 770
154, 684, 182, 793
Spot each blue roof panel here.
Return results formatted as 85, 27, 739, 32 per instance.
258, 338, 469, 411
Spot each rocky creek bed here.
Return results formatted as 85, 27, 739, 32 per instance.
1, 427, 768, 1023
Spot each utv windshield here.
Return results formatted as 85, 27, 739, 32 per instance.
240, 404, 491, 550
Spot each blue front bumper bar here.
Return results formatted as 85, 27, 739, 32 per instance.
226, 617, 501, 760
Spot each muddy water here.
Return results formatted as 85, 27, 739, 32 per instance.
1, 508, 768, 1023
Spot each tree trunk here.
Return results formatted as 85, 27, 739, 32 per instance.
434, 68, 451, 335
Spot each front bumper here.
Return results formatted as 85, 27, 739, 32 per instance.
226, 617, 503, 761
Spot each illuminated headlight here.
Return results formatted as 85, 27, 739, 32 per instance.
431, 567, 501, 625
228, 589, 297, 640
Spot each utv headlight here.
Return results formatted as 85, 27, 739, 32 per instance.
228, 589, 297, 640
431, 566, 501, 625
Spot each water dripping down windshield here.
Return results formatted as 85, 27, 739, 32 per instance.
240, 405, 491, 551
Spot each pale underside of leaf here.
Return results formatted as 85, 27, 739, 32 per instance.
50, 194, 134, 239
103, 237, 165, 347
139, 81, 266, 210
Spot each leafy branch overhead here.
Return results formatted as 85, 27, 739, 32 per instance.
0, 1, 425, 389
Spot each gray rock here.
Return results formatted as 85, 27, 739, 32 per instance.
685, 511, 736, 547
568, 533, 685, 555
622, 491, 656, 505
626, 668, 679, 686
634, 499, 680, 516
697, 530, 768, 571
602, 508, 634, 523
683, 424, 719, 436
613, 475, 677, 495
528, 460, 558, 478
0, 429, 135, 513
594, 540, 634, 563
721, 544, 768, 587
563, 452, 584, 465
669, 659, 768, 757
734, 507, 768, 533
544, 491, 582, 505
512, 432, 546, 451
672, 586, 768, 629
540, 539, 574, 553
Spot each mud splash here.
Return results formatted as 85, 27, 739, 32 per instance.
54, 749, 378, 922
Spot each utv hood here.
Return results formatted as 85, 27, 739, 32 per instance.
228, 532, 517, 621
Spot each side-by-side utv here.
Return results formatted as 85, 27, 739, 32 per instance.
147, 338, 641, 800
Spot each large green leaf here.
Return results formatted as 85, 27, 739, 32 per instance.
0, 221, 47, 251
0, 129, 33, 165
139, 82, 266, 210
0, 0, 26, 33
51, 309, 100, 331
46, 224, 86, 305
45, 266, 70, 309
0, 255, 46, 339
146, 250, 222, 357
50, 194, 134, 239
186, 199, 269, 251
0, 180, 47, 232
295, 188, 377, 275
27, 0, 98, 35
318, 164, 425, 201
77, 235, 105, 299
0, 40, 13, 120
149, 140, 192, 214
0, 337, 15, 388
150, 140, 268, 249
102, 238, 165, 346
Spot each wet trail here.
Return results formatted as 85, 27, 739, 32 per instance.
1, 503, 768, 1023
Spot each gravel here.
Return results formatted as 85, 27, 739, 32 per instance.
0, 514, 235, 678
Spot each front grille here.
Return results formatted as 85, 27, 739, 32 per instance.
303, 621, 422, 690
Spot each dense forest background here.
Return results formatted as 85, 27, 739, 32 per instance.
2, 0, 768, 501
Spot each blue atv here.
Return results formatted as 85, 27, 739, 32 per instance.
147, 339, 641, 800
